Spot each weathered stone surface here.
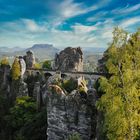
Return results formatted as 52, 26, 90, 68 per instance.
24, 50, 36, 68
0, 64, 11, 89
77, 76, 88, 93
54, 47, 83, 72
46, 89, 68, 140
19, 56, 26, 77
45, 76, 98, 140
17, 79, 28, 97
11, 79, 28, 100
33, 82, 43, 111
65, 91, 92, 140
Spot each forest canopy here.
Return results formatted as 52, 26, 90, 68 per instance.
96, 27, 140, 140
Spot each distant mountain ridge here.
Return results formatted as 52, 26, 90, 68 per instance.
0, 44, 105, 61
30, 44, 55, 49
24, 44, 59, 60
0, 46, 24, 52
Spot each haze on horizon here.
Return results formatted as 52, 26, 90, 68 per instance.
0, 0, 140, 49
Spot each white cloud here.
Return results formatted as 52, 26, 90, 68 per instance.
0, 19, 48, 33
72, 23, 97, 33
120, 16, 140, 28
87, 11, 108, 22
49, 0, 111, 27
2, 15, 140, 49
59, 0, 97, 19
112, 3, 140, 14
21, 19, 48, 33
0, 20, 108, 48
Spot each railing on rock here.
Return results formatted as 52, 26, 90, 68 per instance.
26, 68, 111, 77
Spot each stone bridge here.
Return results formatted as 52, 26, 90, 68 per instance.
26, 68, 109, 89
26, 68, 108, 78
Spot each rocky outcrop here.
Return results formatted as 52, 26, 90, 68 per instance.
46, 87, 97, 140
0, 64, 11, 89
19, 56, 26, 77
54, 47, 83, 71
24, 50, 36, 68
33, 82, 43, 111
11, 79, 28, 99
18, 79, 28, 97
44, 74, 97, 140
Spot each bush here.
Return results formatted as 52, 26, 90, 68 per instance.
0, 57, 9, 66
5, 96, 47, 140
42, 60, 51, 69
34, 63, 41, 69
67, 133, 81, 140
11, 57, 21, 80
62, 78, 77, 93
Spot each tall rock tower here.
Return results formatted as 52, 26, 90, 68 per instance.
24, 50, 36, 68
54, 47, 83, 71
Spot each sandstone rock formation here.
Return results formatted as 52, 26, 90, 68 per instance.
18, 79, 28, 97
54, 47, 83, 71
46, 87, 97, 140
0, 63, 11, 88
43, 74, 98, 140
19, 56, 26, 77
24, 50, 36, 68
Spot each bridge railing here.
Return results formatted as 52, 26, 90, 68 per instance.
26, 68, 111, 77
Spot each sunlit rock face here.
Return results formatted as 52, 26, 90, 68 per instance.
46, 88, 97, 140
44, 75, 97, 140
54, 47, 83, 71
19, 56, 26, 77
24, 50, 36, 68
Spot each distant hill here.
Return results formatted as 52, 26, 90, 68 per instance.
82, 47, 106, 56
0, 46, 24, 53
23, 44, 60, 60
0, 45, 106, 64
0, 44, 59, 61
0, 44, 59, 65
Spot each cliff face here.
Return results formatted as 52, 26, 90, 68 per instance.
46, 90, 97, 140
24, 50, 36, 68
54, 47, 83, 71
42, 75, 98, 140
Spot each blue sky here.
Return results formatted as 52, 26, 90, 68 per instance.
0, 0, 140, 48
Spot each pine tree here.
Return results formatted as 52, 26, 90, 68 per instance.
96, 28, 140, 140
11, 57, 21, 80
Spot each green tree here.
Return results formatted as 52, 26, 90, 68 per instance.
34, 63, 41, 69
0, 57, 9, 66
5, 96, 47, 140
62, 78, 77, 93
11, 57, 21, 80
42, 60, 52, 69
96, 28, 140, 140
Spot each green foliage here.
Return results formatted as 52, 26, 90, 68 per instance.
34, 63, 41, 69
0, 57, 9, 66
5, 96, 36, 130
62, 78, 77, 93
17, 108, 47, 140
67, 133, 81, 140
42, 60, 52, 69
12, 57, 21, 80
79, 87, 86, 94
96, 28, 140, 140
5, 96, 47, 140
